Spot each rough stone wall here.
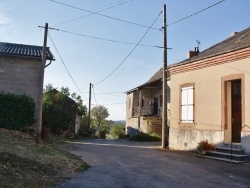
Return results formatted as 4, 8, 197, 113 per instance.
0, 56, 41, 119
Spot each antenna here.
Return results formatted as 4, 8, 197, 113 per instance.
196, 40, 201, 52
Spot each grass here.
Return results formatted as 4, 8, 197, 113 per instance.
0, 128, 90, 188
130, 132, 161, 142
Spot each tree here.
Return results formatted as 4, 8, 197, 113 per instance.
91, 105, 109, 128
42, 84, 87, 134
110, 124, 125, 139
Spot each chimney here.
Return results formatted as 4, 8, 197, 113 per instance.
187, 47, 199, 58
230, 32, 238, 37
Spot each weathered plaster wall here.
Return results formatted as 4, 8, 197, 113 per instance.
169, 128, 224, 150
242, 132, 250, 155
126, 92, 134, 118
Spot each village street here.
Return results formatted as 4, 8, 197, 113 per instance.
51, 139, 250, 188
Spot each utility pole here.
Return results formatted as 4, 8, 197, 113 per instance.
37, 23, 48, 143
88, 83, 92, 129
162, 4, 169, 149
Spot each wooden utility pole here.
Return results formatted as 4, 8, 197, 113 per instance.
88, 83, 92, 129
37, 23, 48, 142
162, 5, 169, 149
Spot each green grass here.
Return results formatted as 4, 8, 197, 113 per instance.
130, 132, 161, 142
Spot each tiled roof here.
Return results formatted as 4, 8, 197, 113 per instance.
0, 42, 55, 60
128, 26, 250, 93
170, 26, 250, 68
145, 68, 163, 84
126, 68, 165, 93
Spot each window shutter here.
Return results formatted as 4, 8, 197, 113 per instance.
181, 86, 194, 123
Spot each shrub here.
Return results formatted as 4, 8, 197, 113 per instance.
110, 124, 126, 139
0, 92, 35, 130
197, 140, 215, 152
130, 132, 161, 142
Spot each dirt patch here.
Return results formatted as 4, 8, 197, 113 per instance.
0, 128, 90, 188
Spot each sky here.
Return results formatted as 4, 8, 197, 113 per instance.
0, 0, 249, 120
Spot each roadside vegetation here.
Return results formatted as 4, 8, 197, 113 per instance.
130, 132, 161, 142
0, 128, 89, 188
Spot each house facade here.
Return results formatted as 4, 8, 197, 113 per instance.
0, 42, 55, 124
125, 26, 250, 154
169, 27, 250, 154
125, 68, 170, 137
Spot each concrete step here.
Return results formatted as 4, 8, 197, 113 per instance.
206, 151, 248, 161
216, 147, 245, 155
200, 155, 245, 164
222, 143, 242, 149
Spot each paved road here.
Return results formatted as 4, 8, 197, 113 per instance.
51, 139, 250, 188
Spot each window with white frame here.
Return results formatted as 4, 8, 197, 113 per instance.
181, 86, 194, 123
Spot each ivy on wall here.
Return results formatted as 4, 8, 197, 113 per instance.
0, 92, 35, 130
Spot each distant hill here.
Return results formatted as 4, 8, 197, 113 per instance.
112, 120, 125, 125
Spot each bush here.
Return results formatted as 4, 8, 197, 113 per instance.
130, 132, 161, 142
0, 92, 35, 130
110, 124, 126, 139
197, 140, 215, 152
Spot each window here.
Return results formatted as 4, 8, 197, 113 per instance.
181, 86, 194, 123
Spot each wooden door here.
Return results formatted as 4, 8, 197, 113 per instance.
231, 80, 242, 143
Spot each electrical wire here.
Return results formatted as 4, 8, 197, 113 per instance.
167, 0, 226, 27
54, 0, 134, 27
48, 33, 88, 101
54, 28, 162, 48
50, 0, 161, 31
93, 10, 162, 86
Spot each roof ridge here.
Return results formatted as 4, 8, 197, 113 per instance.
169, 26, 250, 68
199, 26, 250, 55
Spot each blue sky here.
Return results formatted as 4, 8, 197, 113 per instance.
0, 0, 249, 120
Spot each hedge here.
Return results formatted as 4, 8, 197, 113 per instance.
0, 92, 35, 130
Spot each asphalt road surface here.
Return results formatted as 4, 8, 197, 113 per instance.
51, 139, 250, 188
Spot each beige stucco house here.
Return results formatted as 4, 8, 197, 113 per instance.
169, 27, 250, 154
126, 26, 250, 155
0, 42, 55, 124
125, 68, 170, 137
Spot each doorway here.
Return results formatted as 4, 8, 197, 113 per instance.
231, 80, 242, 143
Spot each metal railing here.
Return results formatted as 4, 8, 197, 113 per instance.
230, 124, 250, 162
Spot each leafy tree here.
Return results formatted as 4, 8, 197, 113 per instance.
110, 124, 125, 139
42, 84, 87, 134
91, 105, 109, 128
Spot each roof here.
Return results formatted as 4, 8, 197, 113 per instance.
145, 68, 163, 84
126, 68, 165, 93
170, 26, 250, 68
126, 26, 250, 93
0, 42, 55, 60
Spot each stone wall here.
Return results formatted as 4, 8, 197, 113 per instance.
0, 56, 41, 119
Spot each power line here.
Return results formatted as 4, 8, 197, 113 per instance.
94, 10, 162, 86
167, 0, 226, 27
48, 33, 88, 101
54, 28, 162, 48
50, 0, 161, 31
54, 0, 134, 27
